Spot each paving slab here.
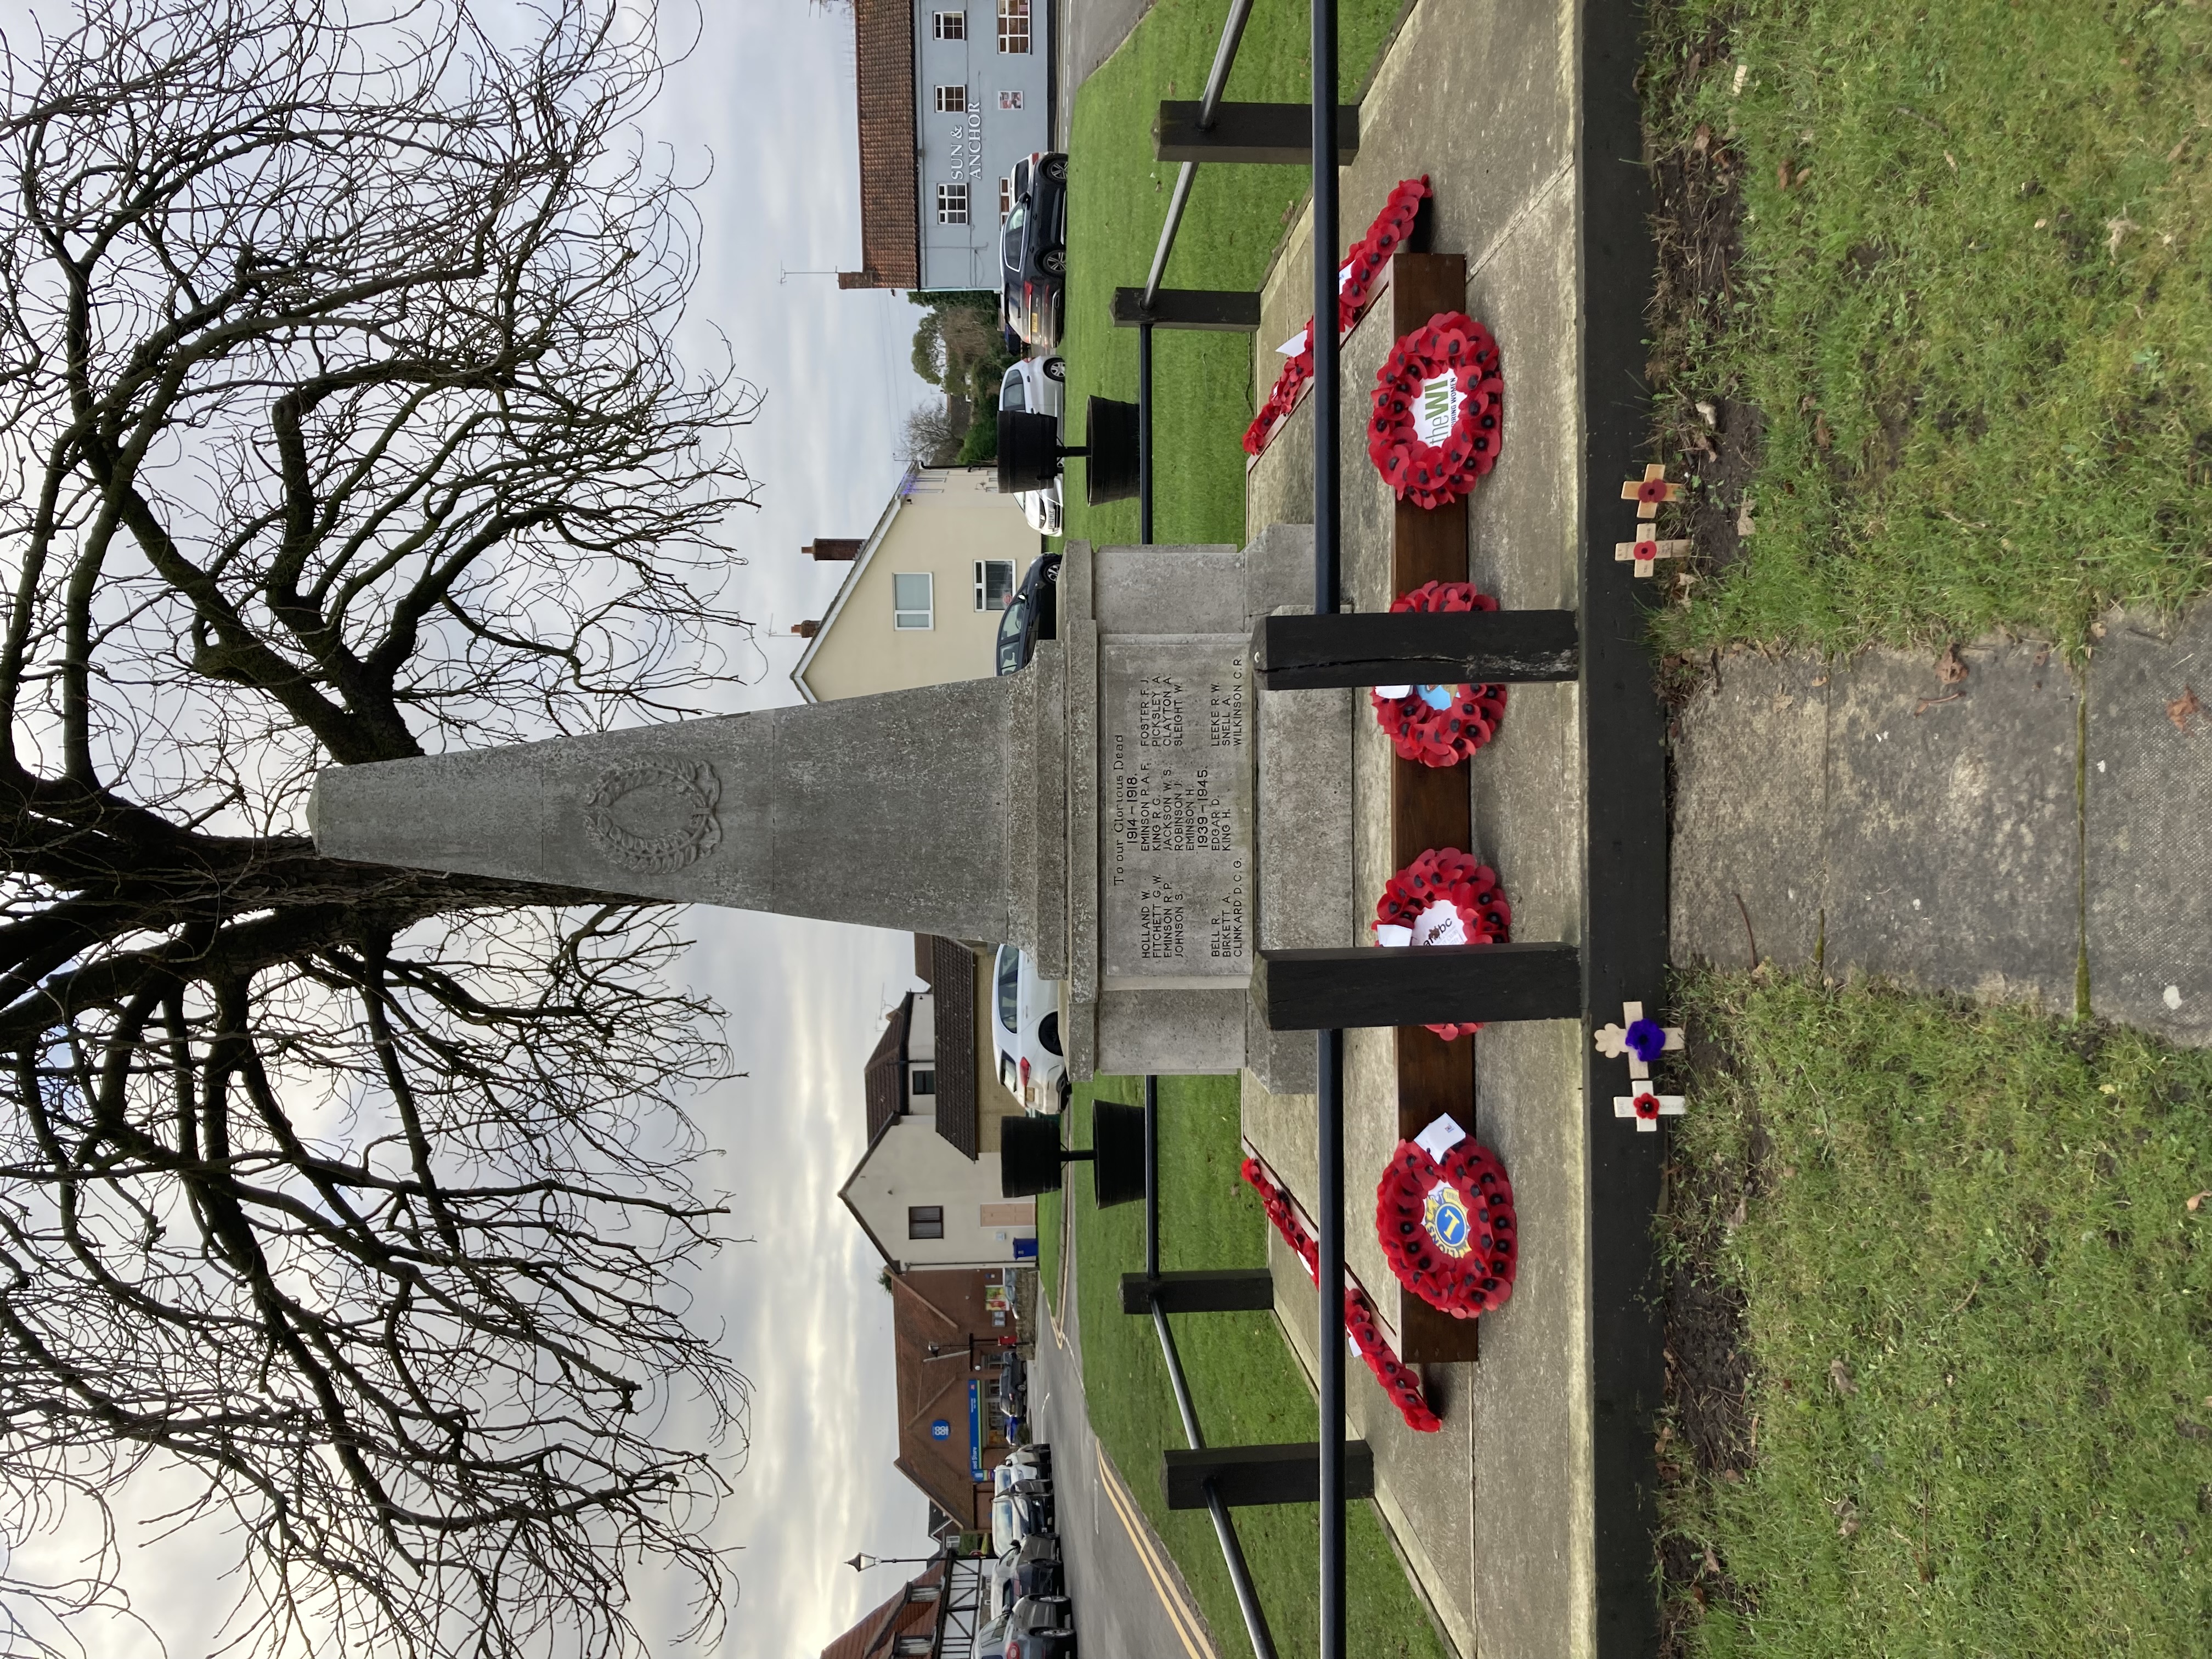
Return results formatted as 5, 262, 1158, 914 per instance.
2088, 605, 2212, 1043
1669, 656, 1829, 973
1824, 644, 2080, 1011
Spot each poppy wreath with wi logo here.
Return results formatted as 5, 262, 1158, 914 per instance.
1370, 581, 1510, 767
1368, 311, 1503, 509
1375, 1137, 1518, 1319
1371, 847, 1512, 1041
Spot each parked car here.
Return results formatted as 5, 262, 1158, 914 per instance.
992, 1455, 1049, 1520
994, 554, 1061, 677
1001, 151, 1068, 348
989, 1486, 1051, 1558
988, 1539, 1066, 1619
1006, 1596, 1077, 1659
991, 941, 1068, 1111
995, 1347, 1028, 1430
1003, 1442, 1052, 1482
997, 359, 1065, 534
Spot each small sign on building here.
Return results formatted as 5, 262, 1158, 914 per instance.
930, 1419, 951, 1441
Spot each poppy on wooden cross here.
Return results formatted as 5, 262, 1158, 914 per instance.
1620, 462, 1683, 520
1614, 1087, 1687, 1132
1593, 1000, 1684, 1081
1614, 531, 1691, 578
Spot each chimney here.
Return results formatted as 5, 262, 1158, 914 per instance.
804, 539, 862, 562
792, 620, 821, 639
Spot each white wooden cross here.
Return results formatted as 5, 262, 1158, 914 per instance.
1614, 529, 1691, 578
1613, 1086, 1687, 1132
1593, 1000, 1684, 1081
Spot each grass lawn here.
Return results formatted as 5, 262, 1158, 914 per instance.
1059, 0, 1406, 548
1645, 0, 2212, 655
1064, 1076, 1446, 1659
1663, 973, 2212, 1656
1036, 1181, 1060, 1316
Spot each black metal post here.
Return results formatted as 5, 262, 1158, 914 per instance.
1311, 0, 1345, 1654
1138, 324, 1154, 545
1316, 1024, 1345, 1659
1144, 1075, 1160, 1278
1144, 1075, 1276, 1659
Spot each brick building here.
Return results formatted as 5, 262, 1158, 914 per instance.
889, 1267, 1021, 1528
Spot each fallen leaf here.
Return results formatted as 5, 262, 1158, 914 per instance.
1720, 1468, 1742, 1485
1944, 150, 1957, 171
1735, 493, 1757, 538
2187, 1190, 2210, 1212
1692, 122, 1714, 156
1833, 1497, 1861, 1537
2108, 215, 2137, 257
1813, 413, 1832, 450
1937, 642, 1969, 685
1727, 1192, 1748, 1231
1830, 1357, 1859, 1397
1696, 399, 1719, 427
1778, 158, 1794, 190
2091, 620, 2109, 640
2169, 685, 2203, 733
2171, 137, 2190, 162
1703, 1542, 1722, 1577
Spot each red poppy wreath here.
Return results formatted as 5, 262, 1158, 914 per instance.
1243, 176, 1432, 458
1368, 312, 1503, 510
1371, 847, 1513, 1041
1376, 1127, 1517, 1318
1370, 582, 1509, 767
1243, 1155, 1442, 1431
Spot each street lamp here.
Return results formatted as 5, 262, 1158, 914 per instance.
845, 1550, 937, 1574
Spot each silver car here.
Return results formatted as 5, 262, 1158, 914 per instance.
997, 358, 1065, 535
992, 943, 1068, 1113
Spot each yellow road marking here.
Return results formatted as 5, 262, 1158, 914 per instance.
1094, 1441, 1217, 1659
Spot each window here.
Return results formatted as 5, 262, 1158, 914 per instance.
996, 0, 1029, 53
908, 1205, 945, 1240
932, 9, 964, 39
935, 182, 969, 225
997, 89, 1023, 111
911, 1068, 936, 1097
934, 84, 968, 113
974, 560, 1015, 611
893, 572, 933, 629
998, 176, 1014, 221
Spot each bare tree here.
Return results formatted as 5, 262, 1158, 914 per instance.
0, 3, 765, 1656
897, 402, 962, 468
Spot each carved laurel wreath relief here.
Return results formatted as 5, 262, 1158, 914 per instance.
582, 761, 723, 872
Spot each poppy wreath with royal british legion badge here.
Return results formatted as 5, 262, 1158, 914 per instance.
1371, 847, 1512, 1041
1367, 311, 1503, 510
1375, 1128, 1518, 1319
1370, 581, 1510, 767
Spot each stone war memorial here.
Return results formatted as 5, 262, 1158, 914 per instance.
311, 532, 1330, 1086
314, 1, 1672, 1654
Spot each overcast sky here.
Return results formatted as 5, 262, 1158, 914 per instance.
1, 2, 958, 1656
628, 4, 957, 1656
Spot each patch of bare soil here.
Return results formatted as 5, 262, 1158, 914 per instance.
1641, 20, 1762, 585
1656, 1022, 1760, 1657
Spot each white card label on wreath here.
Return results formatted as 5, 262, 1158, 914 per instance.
1414, 1113, 1468, 1162
1374, 923, 1413, 947
1276, 329, 1308, 357
1374, 683, 1414, 700
1414, 371, 1464, 447
1410, 899, 1466, 947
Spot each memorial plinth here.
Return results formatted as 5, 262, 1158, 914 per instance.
308, 532, 1347, 1088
